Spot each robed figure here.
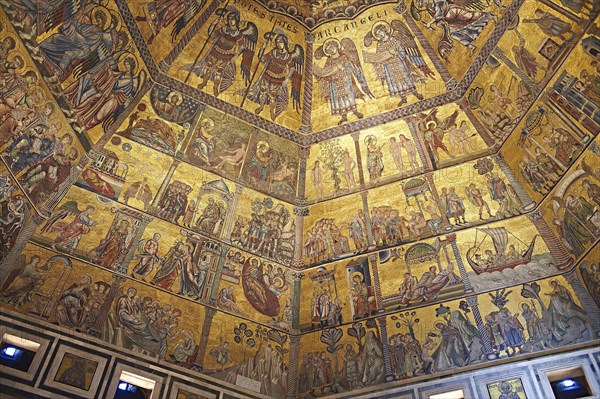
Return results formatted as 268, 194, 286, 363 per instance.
363, 20, 434, 106
181, 7, 258, 97
313, 37, 374, 125
244, 32, 304, 121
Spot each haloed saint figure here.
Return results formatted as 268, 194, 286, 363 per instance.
314, 38, 374, 125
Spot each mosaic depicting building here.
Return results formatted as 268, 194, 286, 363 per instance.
0, 0, 599, 398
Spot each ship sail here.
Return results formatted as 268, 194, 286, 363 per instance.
477, 227, 509, 255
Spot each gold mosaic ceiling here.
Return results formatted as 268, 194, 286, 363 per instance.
0, 0, 598, 397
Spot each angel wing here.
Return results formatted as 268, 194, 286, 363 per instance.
39, 0, 86, 34
314, 43, 326, 60
439, 110, 459, 131
416, 108, 439, 131
341, 38, 374, 99
289, 44, 304, 112
150, 86, 168, 110
391, 20, 434, 79
40, 200, 80, 234
240, 21, 258, 85
171, 0, 207, 41
0, 254, 26, 292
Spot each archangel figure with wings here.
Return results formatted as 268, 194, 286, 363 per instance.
411, 0, 497, 58
363, 20, 434, 106
313, 38, 374, 125
244, 31, 304, 121
415, 108, 457, 168
181, 7, 257, 97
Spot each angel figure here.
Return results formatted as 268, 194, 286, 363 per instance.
0, 254, 48, 308
415, 109, 457, 167
243, 32, 304, 121
44, 202, 98, 254
363, 20, 434, 106
411, 0, 496, 58
63, 53, 146, 130
313, 38, 374, 125
181, 7, 258, 97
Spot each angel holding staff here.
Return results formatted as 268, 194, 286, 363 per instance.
242, 30, 304, 121
363, 20, 434, 106
313, 38, 374, 125
181, 7, 258, 97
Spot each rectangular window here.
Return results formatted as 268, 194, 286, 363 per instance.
114, 371, 155, 399
0, 333, 40, 372
547, 367, 593, 399
429, 389, 465, 399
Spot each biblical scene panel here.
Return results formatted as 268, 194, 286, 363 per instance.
28, 0, 149, 144
183, 105, 253, 183
0, 163, 28, 263
407, 0, 509, 79
0, 243, 206, 365
75, 136, 170, 207
501, 98, 591, 202
0, 17, 85, 207
358, 119, 424, 185
307, 135, 359, 201
497, 2, 581, 84
546, 29, 600, 137
232, 188, 296, 266
539, 136, 600, 259
217, 248, 293, 329
115, 85, 203, 157
31, 186, 140, 269
299, 255, 378, 332
298, 318, 382, 396
466, 58, 534, 146
203, 311, 290, 398
406, 103, 489, 170
162, 162, 238, 241
303, 193, 365, 265
239, 128, 300, 202
578, 244, 600, 308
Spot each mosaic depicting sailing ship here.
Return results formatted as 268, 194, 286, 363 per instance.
466, 227, 537, 275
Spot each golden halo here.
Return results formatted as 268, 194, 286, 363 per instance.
363, 134, 376, 146
351, 271, 364, 282
257, 140, 270, 151
167, 91, 183, 106
7, 54, 26, 73
322, 38, 341, 57
201, 118, 214, 130
371, 20, 390, 40
27, 86, 45, 108
110, 10, 122, 31
272, 276, 285, 289
117, 52, 138, 73
90, 6, 111, 31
